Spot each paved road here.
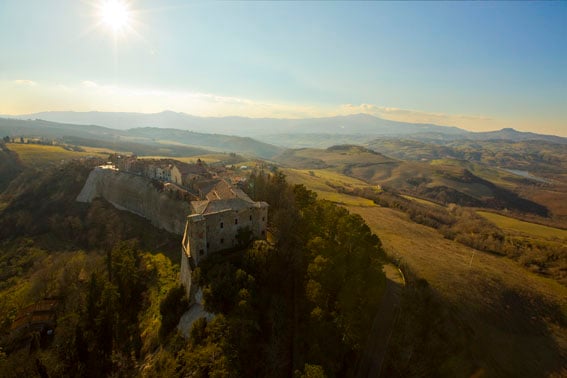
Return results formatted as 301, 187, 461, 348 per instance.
355, 263, 405, 378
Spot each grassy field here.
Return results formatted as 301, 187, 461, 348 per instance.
80, 146, 125, 155
7, 143, 108, 167
282, 168, 376, 207
348, 205, 567, 377
276, 145, 396, 170
138, 154, 227, 164
522, 181, 567, 218
477, 211, 567, 240
401, 194, 444, 208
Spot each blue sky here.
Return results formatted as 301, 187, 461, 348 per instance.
0, 0, 566, 135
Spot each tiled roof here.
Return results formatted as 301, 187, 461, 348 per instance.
204, 180, 254, 202
175, 162, 208, 175
191, 200, 210, 214
190, 198, 257, 215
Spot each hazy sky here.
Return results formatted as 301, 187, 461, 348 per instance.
0, 1, 566, 135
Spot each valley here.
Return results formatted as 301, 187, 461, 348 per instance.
2, 3, 565, 376
0, 115, 566, 377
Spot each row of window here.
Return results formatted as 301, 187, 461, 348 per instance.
218, 216, 265, 229
198, 229, 266, 256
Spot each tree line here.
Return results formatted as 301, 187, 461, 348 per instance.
160, 170, 387, 377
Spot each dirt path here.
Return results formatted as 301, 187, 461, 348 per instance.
355, 264, 405, 378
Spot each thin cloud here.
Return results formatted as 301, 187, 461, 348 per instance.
339, 103, 492, 126
81, 80, 99, 88
13, 79, 37, 86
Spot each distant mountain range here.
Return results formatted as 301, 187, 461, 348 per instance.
9, 111, 466, 135
4, 111, 566, 148
0, 118, 283, 159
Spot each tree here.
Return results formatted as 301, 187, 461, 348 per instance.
159, 285, 189, 341
235, 226, 253, 248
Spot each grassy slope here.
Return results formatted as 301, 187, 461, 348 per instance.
400, 194, 444, 208
138, 154, 226, 164
282, 168, 376, 207
520, 178, 567, 217
348, 205, 567, 377
7, 143, 108, 167
477, 211, 567, 240
275, 146, 396, 170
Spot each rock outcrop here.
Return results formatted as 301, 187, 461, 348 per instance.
77, 168, 190, 234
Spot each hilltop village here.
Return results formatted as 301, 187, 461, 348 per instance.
106, 155, 269, 298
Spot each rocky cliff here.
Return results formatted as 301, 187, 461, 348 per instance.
77, 168, 190, 234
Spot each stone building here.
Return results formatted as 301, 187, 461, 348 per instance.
97, 154, 267, 300
180, 181, 268, 299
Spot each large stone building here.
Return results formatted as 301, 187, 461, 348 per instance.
180, 179, 268, 299
94, 154, 267, 300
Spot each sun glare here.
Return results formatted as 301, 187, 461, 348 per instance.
99, 0, 131, 33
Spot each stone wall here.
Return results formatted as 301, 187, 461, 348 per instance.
180, 203, 268, 300
77, 168, 190, 235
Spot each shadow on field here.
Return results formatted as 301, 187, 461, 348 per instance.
382, 275, 566, 378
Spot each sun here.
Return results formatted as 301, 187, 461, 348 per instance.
99, 0, 132, 33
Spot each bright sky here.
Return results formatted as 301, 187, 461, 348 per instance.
0, 0, 566, 135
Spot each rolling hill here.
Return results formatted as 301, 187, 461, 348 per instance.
275, 145, 552, 217
9, 111, 565, 149
0, 118, 283, 159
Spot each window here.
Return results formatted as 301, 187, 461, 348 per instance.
220, 222, 224, 229
249, 215, 252, 221
261, 230, 265, 236
262, 217, 265, 221
206, 242, 210, 248
220, 238, 224, 244
235, 218, 238, 225
199, 249, 204, 256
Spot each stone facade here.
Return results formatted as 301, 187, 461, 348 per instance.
78, 155, 267, 301
180, 195, 268, 300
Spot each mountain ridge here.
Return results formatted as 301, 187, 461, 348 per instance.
0, 117, 283, 159
7, 111, 565, 145
5, 110, 471, 135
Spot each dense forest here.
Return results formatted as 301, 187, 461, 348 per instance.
143, 171, 388, 377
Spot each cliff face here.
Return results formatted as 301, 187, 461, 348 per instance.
77, 168, 190, 235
